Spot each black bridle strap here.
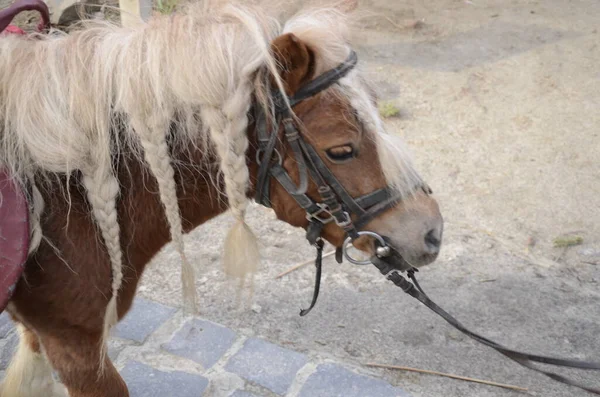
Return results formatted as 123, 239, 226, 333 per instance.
299, 238, 324, 316
270, 165, 321, 215
354, 187, 395, 209
354, 193, 402, 230
299, 140, 366, 216
255, 50, 358, 207
254, 49, 410, 235
254, 106, 280, 207
370, 258, 600, 395
254, 49, 400, 231
282, 118, 309, 195
287, 50, 359, 107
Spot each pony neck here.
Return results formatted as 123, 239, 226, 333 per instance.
111, 132, 261, 269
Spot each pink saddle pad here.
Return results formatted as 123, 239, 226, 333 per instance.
0, 170, 29, 312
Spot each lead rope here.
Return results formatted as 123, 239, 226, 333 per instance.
371, 259, 600, 396
300, 243, 600, 394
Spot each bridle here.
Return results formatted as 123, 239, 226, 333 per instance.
254, 50, 414, 250
253, 49, 422, 313
252, 50, 600, 395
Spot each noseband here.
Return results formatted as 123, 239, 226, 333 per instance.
252, 50, 600, 396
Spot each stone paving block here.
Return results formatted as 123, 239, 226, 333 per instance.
162, 318, 236, 369
120, 360, 208, 397
224, 338, 308, 395
298, 363, 410, 397
0, 332, 18, 370
108, 343, 126, 362
114, 298, 176, 343
0, 312, 14, 339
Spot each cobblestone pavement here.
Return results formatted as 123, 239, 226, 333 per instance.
0, 297, 410, 397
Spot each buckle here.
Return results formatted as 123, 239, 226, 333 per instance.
306, 204, 352, 228
255, 148, 282, 166
306, 203, 335, 224
385, 268, 402, 281
334, 211, 352, 228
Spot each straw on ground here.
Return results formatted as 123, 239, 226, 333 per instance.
365, 362, 528, 392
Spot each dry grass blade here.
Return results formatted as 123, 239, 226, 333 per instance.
275, 251, 336, 279
553, 235, 584, 248
365, 363, 528, 392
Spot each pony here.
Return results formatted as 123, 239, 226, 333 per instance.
0, 1, 443, 396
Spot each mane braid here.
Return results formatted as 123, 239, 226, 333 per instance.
26, 173, 44, 255
131, 115, 199, 316
81, 164, 122, 371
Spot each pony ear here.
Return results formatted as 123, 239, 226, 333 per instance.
270, 33, 315, 95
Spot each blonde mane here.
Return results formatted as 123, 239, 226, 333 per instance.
0, 0, 421, 366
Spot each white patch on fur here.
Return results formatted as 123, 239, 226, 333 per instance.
1, 326, 67, 397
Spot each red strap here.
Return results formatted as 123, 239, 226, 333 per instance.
2, 24, 25, 35
0, 0, 50, 34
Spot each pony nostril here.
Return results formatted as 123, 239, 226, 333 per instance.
424, 229, 441, 252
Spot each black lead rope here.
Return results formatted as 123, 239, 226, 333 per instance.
297, 244, 600, 394
369, 257, 600, 395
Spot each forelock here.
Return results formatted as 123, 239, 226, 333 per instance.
337, 71, 424, 198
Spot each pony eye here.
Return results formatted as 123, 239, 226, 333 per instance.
326, 145, 355, 163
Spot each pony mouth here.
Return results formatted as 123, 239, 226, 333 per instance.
371, 232, 441, 270
368, 233, 439, 271
380, 249, 415, 272
390, 245, 439, 269
342, 232, 417, 272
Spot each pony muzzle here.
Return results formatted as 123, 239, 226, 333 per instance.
342, 230, 414, 272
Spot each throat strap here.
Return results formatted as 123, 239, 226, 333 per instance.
299, 239, 324, 317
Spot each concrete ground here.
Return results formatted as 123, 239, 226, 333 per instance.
2, 0, 600, 396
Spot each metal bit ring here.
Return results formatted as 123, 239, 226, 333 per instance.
342, 231, 388, 265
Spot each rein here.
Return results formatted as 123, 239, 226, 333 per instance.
253, 49, 600, 395
372, 260, 600, 395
